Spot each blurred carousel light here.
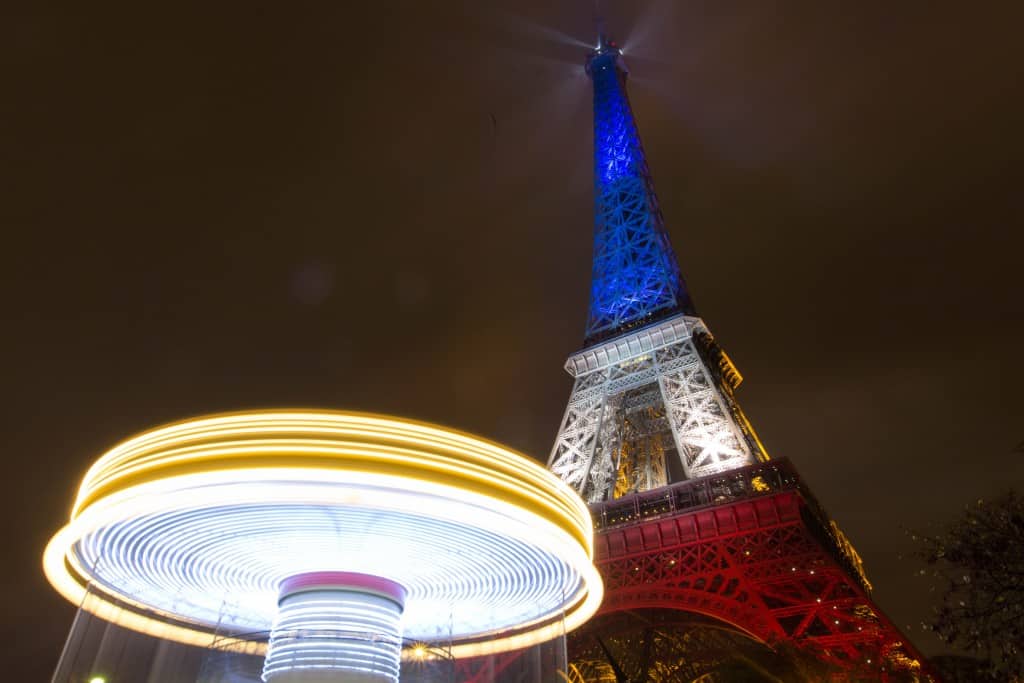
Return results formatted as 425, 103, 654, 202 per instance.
44, 410, 603, 680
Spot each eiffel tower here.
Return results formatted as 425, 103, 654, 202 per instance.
546, 35, 933, 681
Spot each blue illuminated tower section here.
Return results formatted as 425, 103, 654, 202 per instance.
549, 36, 765, 502
585, 36, 694, 345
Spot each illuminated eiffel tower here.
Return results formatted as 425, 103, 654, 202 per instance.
547, 35, 932, 681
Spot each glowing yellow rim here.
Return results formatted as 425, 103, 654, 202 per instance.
43, 410, 603, 658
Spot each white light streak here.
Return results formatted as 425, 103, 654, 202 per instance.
43, 411, 603, 660
263, 587, 403, 683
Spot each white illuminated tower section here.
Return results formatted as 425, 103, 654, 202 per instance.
548, 36, 769, 502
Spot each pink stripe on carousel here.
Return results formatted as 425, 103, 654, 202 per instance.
278, 571, 407, 608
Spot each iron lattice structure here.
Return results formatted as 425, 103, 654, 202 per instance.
584, 460, 930, 680
549, 316, 766, 503
568, 610, 840, 682
585, 39, 694, 347
545, 37, 933, 680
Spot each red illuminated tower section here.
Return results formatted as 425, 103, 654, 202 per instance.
548, 36, 932, 680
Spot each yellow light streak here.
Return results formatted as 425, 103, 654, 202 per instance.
43, 410, 603, 657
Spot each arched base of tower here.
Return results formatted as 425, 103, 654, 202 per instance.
587, 459, 936, 681
568, 609, 839, 682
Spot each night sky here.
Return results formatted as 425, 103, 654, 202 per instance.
5, 2, 1023, 678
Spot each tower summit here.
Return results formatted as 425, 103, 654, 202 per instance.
549, 35, 766, 503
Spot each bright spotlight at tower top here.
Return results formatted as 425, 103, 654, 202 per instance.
594, 32, 621, 53
588, 33, 626, 75
43, 410, 603, 665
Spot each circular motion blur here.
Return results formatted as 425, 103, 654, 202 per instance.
43, 410, 602, 682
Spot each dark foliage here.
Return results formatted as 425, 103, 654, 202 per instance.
930, 654, 998, 682
915, 491, 1024, 680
